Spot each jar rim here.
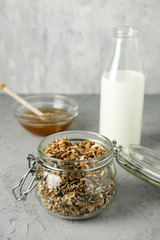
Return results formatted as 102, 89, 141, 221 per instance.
113, 26, 139, 38
37, 130, 114, 171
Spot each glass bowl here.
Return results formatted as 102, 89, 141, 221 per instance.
12, 94, 79, 136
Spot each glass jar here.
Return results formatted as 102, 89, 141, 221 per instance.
12, 131, 160, 220
13, 131, 116, 220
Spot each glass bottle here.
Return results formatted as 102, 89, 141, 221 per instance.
99, 26, 145, 147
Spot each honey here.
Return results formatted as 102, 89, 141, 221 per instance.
20, 108, 73, 136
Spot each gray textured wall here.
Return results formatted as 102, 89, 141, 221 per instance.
0, 0, 159, 94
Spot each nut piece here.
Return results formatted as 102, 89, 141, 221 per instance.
36, 138, 116, 218
44, 137, 107, 161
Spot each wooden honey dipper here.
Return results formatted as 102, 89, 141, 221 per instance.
0, 83, 55, 121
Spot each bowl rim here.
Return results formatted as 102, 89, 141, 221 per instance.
12, 94, 79, 122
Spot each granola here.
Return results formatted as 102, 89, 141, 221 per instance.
36, 137, 116, 219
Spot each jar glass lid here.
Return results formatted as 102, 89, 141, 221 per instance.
117, 144, 160, 187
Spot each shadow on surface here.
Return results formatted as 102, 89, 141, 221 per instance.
77, 177, 160, 224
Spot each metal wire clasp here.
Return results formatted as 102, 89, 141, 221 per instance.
112, 140, 122, 161
12, 154, 41, 201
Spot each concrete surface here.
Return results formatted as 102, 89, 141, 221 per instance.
0, 94, 160, 240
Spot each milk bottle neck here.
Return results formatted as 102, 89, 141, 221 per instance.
106, 27, 143, 77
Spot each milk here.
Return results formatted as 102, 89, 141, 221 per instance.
99, 70, 145, 147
